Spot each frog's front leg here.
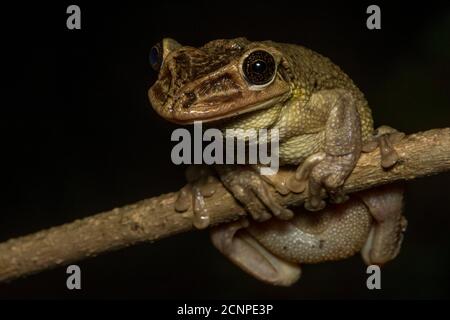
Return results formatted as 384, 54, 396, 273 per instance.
175, 164, 294, 229
215, 165, 294, 222
289, 89, 362, 211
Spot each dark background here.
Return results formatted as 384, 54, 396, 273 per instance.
0, 1, 449, 299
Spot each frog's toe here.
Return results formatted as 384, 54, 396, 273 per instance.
363, 126, 405, 169
259, 167, 297, 195
380, 148, 399, 169
286, 152, 326, 195
387, 131, 405, 144
304, 196, 326, 212
250, 180, 294, 220
218, 167, 293, 221
191, 184, 211, 229
231, 185, 273, 222
286, 175, 307, 193
234, 187, 272, 222
174, 185, 192, 212
174, 165, 218, 229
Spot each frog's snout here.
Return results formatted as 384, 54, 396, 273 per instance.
177, 91, 197, 109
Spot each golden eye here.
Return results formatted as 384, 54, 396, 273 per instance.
242, 50, 276, 85
149, 42, 163, 71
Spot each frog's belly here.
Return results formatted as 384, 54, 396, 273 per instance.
279, 132, 325, 165
246, 198, 372, 264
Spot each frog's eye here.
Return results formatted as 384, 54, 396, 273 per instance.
242, 50, 276, 86
149, 42, 163, 71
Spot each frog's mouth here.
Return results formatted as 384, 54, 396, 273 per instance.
170, 93, 290, 125
149, 80, 291, 125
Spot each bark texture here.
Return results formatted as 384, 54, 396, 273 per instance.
0, 128, 449, 282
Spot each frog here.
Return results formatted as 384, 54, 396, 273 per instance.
148, 37, 407, 286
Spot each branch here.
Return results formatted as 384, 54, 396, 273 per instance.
1, 128, 449, 282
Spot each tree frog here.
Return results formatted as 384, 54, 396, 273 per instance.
148, 38, 407, 286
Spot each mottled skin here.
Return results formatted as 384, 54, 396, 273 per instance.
149, 38, 406, 286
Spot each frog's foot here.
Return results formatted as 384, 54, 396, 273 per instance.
287, 151, 356, 212
216, 166, 294, 222
362, 125, 405, 169
210, 218, 301, 286
174, 165, 218, 229
259, 166, 298, 195
359, 184, 407, 265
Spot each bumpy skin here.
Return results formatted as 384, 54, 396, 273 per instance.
148, 38, 406, 286
210, 184, 405, 286
149, 38, 375, 215
211, 199, 372, 286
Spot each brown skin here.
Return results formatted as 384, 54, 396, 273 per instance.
149, 38, 291, 124
149, 38, 406, 286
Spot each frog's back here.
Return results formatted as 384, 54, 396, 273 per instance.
267, 41, 374, 141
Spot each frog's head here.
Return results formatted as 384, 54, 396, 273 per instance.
148, 38, 293, 124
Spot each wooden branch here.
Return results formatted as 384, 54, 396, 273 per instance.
0, 128, 449, 282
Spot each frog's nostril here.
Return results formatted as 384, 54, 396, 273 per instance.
182, 92, 197, 109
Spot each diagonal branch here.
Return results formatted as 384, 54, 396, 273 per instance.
0, 128, 449, 282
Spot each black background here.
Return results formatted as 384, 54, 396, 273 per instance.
0, 1, 449, 299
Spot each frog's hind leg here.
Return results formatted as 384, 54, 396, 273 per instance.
210, 219, 301, 286
359, 184, 407, 265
